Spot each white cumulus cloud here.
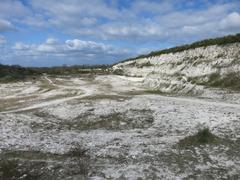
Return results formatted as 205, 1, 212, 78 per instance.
12, 38, 129, 58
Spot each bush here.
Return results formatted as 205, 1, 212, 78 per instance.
67, 144, 88, 157
208, 72, 240, 90
178, 128, 217, 147
112, 68, 124, 75
137, 61, 153, 68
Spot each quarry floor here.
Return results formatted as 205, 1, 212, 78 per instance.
0, 75, 240, 179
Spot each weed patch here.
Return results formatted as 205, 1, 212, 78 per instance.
208, 72, 240, 90
178, 128, 217, 148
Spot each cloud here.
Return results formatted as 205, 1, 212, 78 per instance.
0, 19, 15, 32
29, 0, 119, 30
220, 12, 240, 30
131, 0, 173, 15
100, 21, 164, 40
10, 38, 130, 63
21, 14, 48, 28
31, 0, 119, 18
13, 42, 30, 50
0, 35, 7, 45
41, 1, 239, 42
2, 0, 238, 42
66, 39, 109, 53
0, 0, 29, 18
7, 38, 131, 66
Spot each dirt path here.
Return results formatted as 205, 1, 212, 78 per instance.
0, 77, 97, 114
2, 75, 239, 114
0, 94, 87, 113
145, 94, 240, 109
44, 76, 54, 84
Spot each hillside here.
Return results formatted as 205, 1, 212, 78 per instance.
113, 33, 240, 95
120, 33, 240, 63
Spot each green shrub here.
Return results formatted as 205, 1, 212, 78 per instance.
178, 128, 216, 147
67, 144, 88, 157
137, 61, 153, 68
208, 72, 240, 90
112, 68, 124, 75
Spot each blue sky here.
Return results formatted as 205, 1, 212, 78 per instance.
0, 0, 240, 67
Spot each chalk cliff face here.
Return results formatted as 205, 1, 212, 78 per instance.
113, 43, 240, 95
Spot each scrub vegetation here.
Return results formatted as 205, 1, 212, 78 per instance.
0, 64, 110, 82
207, 72, 240, 90
178, 128, 217, 147
119, 33, 240, 63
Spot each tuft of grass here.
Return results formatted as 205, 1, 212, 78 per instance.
144, 89, 166, 95
67, 144, 90, 176
0, 159, 20, 179
178, 128, 217, 147
112, 68, 124, 75
0, 158, 45, 179
195, 128, 215, 144
67, 144, 88, 157
137, 61, 153, 68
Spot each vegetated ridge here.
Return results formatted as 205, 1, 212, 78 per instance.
119, 33, 240, 63
113, 33, 240, 94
